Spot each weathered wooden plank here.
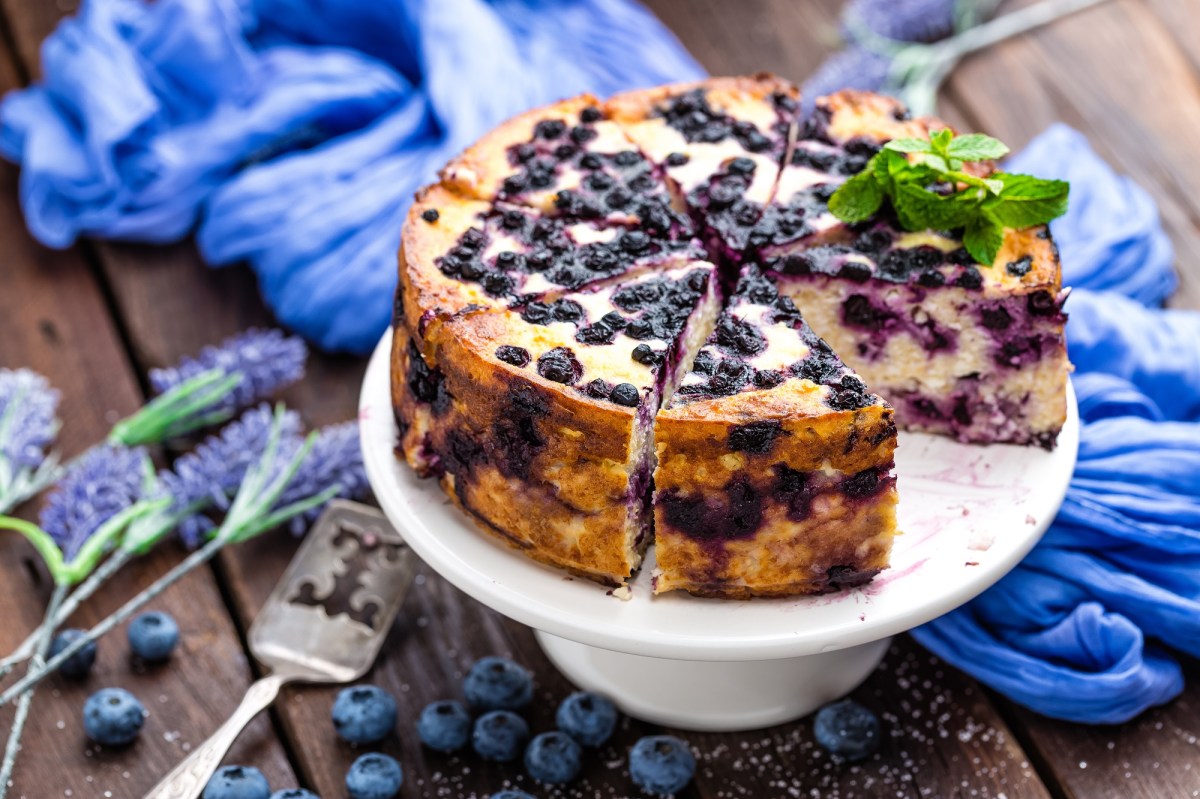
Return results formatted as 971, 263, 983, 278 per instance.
0, 36, 301, 799
946, 0, 1200, 310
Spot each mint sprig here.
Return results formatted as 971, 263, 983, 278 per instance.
828, 129, 1069, 265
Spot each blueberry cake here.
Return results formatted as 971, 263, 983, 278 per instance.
751, 91, 1069, 447
395, 264, 721, 583
653, 267, 898, 597
391, 77, 1069, 596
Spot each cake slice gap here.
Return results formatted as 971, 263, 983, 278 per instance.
744, 91, 1069, 448
393, 261, 723, 586
606, 75, 799, 262
652, 265, 899, 598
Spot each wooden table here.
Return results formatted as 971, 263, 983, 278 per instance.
1, 1, 1197, 796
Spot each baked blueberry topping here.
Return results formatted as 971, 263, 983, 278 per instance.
825, 375, 873, 411
579, 106, 603, 123
980, 305, 1013, 330
537, 347, 582, 384
666, 151, 689, 166
1027, 290, 1061, 317
753, 369, 785, 388
535, 119, 567, 139
842, 467, 887, 499
406, 342, 451, 413
712, 314, 765, 356
1006, 255, 1033, 277
421, 208, 439, 223
496, 345, 531, 367
955, 266, 984, 289
728, 420, 784, 454
631, 343, 663, 367
609, 382, 641, 407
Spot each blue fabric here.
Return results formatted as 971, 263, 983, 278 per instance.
0, 0, 703, 352
5, 0, 1200, 726
911, 127, 1200, 724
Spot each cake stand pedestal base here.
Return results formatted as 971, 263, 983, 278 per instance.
535, 630, 892, 732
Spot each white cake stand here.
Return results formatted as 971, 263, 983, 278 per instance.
360, 329, 1078, 731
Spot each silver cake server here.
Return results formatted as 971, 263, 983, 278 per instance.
144, 500, 416, 799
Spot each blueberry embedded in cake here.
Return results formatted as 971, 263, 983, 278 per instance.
396, 263, 722, 585
400, 184, 701, 332
652, 266, 898, 598
751, 90, 1069, 448
440, 94, 684, 230
607, 75, 799, 256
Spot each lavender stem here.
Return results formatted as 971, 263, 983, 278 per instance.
0, 584, 67, 799
0, 537, 224, 707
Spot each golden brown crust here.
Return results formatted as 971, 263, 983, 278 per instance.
816, 89, 946, 144
606, 73, 799, 126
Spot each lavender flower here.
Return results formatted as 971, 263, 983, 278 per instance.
276, 421, 367, 534
844, 0, 959, 44
159, 404, 303, 547
803, 47, 892, 106
39, 446, 148, 560
149, 328, 307, 416
0, 369, 59, 471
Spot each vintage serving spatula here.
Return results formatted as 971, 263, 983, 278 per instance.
144, 500, 416, 799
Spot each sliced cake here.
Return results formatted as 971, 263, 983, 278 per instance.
653, 266, 898, 598
394, 263, 721, 585
750, 91, 1069, 447
607, 75, 799, 256
439, 94, 684, 229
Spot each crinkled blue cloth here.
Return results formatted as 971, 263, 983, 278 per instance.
0, 0, 703, 352
911, 125, 1200, 724
5, 0, 1200, 727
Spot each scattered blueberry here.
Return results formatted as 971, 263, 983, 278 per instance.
556, 691, 618, 747
417, 700, 471, 753
269, 791, 319, 799
525, 731, 583, 784
490, 792, 535, 799
629, 735, 695, 795
813, 698, 881, 761
421, 208, 439, 223
127, 611, 180, 662
82, 687, 145, 747
609, 383, 641, 407
464, 656, 534, 711
332, 685, 398, 745
345, 753, 403, 799
472, 710, 530, 762
202, 766, 270, 799
50, 628, 97, 679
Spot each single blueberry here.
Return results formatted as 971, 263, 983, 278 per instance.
496, 345, 531, 368
813, 698, 882, 761
525, 731, 583, 784
50, 628, 97, 679
421, 209, 439, 223
269, 791, 320, 799
629, 735, 695, 794
417, 700, 471, 753
127, 611, 179, 662
556, 691, 618, 747
202, 767, 270, 799
473, 710, 530, 762
345, 753, 403, 799
609, 383, 641, 408
83, 687, 145, 747
464, 656, 534, 711
331, 685, 398, 745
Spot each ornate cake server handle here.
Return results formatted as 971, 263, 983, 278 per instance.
143, 673, 293, 799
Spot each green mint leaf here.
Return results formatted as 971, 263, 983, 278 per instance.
930, 128, 954, 155
894, 183, 978, 231
946, 133, 1010, 161
883, 137, 931, 154
915, 153, 952, 173
963, 211, 1006, 265
984, 173, 1070, 228
828, 168, 884, 223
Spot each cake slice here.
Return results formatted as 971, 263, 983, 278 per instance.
439, 94, 685, 230
607, 75, 799, 256
749, 91, 1070, 448
652, 266, 898, 598
398, 183, 700, 337
393, 263, 721, 585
